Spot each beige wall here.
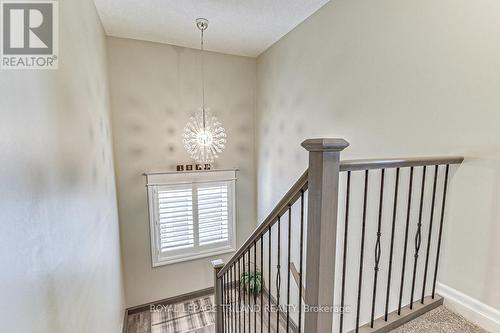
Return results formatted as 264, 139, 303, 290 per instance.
107, 37, 257, 307
257, 0, 500, 313
0, 0, 125, 332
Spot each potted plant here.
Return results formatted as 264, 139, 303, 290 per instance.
240, 270, 262, 295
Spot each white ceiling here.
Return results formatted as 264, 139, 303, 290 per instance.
93, 0, 330, 57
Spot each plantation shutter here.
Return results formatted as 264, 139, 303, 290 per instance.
157, 185, 195, 252
197, 182, 230, 246
146, 169, 236, 266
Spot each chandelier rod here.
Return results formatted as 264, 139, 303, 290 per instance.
201, 28, 205, 129
197, 18, 208, 131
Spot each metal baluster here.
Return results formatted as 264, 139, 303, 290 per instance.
243, 250, 246, 333
398, 167, 414, 315
298, 190, 305, 333
276, 216, 281, 332
236, 264, 238, 333
410, 166, 426, 309
286, 205, 292, 333
340, 171, 351, 333
268, 225, 271, 333
230, 264, 233, 333
371, 169, 385, 327
356, 170, 369, 332
235, 264, 238, 332
238, 262, 241, 333
432, 165, 450, 298
260, 234, 264, 333
248, 249, 251, 331
384, 168, 400, 321
235, 259, 238, 333
234, 264, 237, 333
238, 257, 242, 333
230, 271, 233, 333
227, 266, 230, 333
237, 264, 240, 332
229, 271, 232, 333
223, 273, 226, 333
229, 273, 232, 333
421, 165, 438, 303
254, 241, 257, 332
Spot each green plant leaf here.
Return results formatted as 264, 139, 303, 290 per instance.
240, 270, 263, 295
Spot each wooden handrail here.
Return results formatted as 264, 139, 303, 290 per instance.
217, 170, 309, 277
340, 156, 464, 172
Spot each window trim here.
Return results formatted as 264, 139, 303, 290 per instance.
145, 169, 237, 267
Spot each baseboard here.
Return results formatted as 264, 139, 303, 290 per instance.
126, 287, 214, 315
436, 282, 500, 333
349, 296, 443, 333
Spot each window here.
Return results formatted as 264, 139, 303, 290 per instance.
146, 169, 236, 266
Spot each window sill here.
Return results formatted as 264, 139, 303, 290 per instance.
152, 246, 235, 267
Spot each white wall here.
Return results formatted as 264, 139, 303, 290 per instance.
0, 0, 125, 332
257, 0, 500, 317
107, 37, 257, 307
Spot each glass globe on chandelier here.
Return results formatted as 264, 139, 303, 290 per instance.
183, 18, 227, 164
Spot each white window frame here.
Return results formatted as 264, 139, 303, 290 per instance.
145, 169, 237, 267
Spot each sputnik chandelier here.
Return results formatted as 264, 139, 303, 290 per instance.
183, 18, 227, 164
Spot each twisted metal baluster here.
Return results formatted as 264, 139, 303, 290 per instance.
385, 168, 400, 321
410, 166, 426, 309
371, 169, 385, 328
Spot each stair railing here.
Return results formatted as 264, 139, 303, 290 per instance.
211, 137, 463, 333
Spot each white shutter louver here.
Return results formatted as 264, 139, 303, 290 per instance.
147, 169, 236, 266
197, 183, 229, 246
157, 186, 194, 252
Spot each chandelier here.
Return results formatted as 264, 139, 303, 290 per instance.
183, 18, 227, 164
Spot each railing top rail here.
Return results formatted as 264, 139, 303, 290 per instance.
217, 169, 309, 277
340, 156, 464, 172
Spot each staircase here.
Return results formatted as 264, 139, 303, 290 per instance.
211, 138, 463, 333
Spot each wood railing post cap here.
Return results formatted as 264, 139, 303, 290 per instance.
301, 138, 350, 152
211, 259, 225, 269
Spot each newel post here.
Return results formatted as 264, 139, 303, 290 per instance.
302, 138, 350, 332
211, 259, 225, 333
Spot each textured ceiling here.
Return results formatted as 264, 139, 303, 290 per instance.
93, 0, 330, 57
